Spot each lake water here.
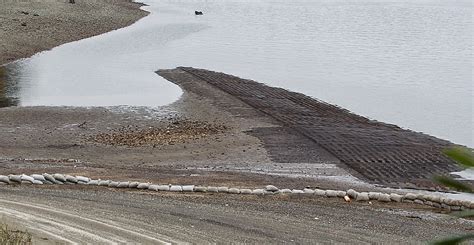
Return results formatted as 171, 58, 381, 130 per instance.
1, 0, 472, 147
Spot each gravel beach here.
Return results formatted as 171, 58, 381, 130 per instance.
0, 0, 147, 65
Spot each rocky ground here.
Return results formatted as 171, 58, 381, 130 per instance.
0, 0, 147, 66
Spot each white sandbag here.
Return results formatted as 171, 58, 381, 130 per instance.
0, 175, 10, 184
346, 189, 358, 199
336, 191, 347, 198
32, 180, 43, 185
368, 192, 380, 200
404, 193, 416, 200
53, 174, 66, 183
378, 193, 391, 202
182, 185, 195, 192
128, 182, 139, 188
240, 189, 252, 194
390, 193, 403, 202
207, 187, 218, 193
43, 180, 53, 185
291, 189, 304, 194
157, 185, 170, 191
303, 188, 315, 194
325, 190, 337, 198
194, 186, 207, 192
217, 187, 229, 193
88, 180, 99, 185
356, 192, 369, 201
228, 188, 240, 194
98, 180, 111, 186
43, 173, 56, 183
76, 176, 90, 183
252, 189, 264, 195
108, 181, 119, 188
170, 185, 183, 192
148, 185, 159, 191
9, 175, 21, 183
117, 182, 130, 188
314, 189, 326, 197
280, 189, 292, 194
21, 174, 35, 183
31, 174, 46, 182
265, 185, 279, 192
65, 175, 78, 184
137, 183, 150, 189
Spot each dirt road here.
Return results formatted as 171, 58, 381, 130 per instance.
0, 185, 471, 243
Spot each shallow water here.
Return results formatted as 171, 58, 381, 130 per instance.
1, 0, 472, 146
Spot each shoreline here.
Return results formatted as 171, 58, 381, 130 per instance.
0, 0, 148, 66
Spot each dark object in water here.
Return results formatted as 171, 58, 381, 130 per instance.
69, 0, 75, 4
195, 11, 203, 15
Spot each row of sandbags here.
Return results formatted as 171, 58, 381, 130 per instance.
0, 173, 472, 211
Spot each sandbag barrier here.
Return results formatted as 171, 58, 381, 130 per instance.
1, 174, 472, 211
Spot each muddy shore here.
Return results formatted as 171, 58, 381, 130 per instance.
0, 0, 147, 65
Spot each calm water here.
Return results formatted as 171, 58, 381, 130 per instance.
0, 0, 472, 146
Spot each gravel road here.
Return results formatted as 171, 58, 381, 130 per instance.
0, 185, 471, 243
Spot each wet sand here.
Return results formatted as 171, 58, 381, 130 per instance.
0, 0, 147, 65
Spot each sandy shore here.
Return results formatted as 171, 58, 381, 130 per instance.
0, 0, 147, 65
